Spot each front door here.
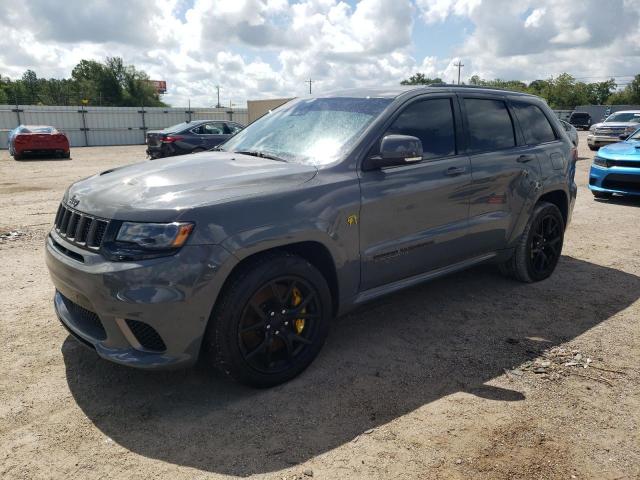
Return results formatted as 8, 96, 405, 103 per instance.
359, 95, 471, 291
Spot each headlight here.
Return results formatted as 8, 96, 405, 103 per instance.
593, 156, 609, 168
116, 222, 194, 249
103, 221, 194, 261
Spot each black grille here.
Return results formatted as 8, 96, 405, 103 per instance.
607, 159, 640, 168
59, 294, 106, 340
125, 319, 166, 352
602, 174, 640, 193
54, 203, 110, 250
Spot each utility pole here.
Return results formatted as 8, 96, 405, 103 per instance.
215, 85, 221, 108
454, 60, 464, 85
305, 79, 313, 94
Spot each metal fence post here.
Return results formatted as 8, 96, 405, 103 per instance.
139, 105, 146, 143
78, 106, 89, 146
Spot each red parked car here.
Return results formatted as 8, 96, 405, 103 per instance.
8, 125, 70, 160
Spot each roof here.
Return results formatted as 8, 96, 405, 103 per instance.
319, 84, 537, 99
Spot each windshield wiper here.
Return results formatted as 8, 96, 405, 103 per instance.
233, 150, 287, 162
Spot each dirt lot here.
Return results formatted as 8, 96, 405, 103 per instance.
1, 133, 639, 480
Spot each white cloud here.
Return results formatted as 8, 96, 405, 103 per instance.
0, 0, 639, 107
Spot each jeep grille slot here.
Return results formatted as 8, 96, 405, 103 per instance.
54, 203, 110, 250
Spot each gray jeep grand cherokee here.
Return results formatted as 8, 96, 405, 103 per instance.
46, 86, 577, 387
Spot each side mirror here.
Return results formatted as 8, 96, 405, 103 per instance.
363, 135, 423, 170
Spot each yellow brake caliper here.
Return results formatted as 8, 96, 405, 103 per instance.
291, 287, 305, 334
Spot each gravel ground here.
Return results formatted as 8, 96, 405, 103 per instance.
1, 133, 639, 480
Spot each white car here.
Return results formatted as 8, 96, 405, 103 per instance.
587, 110, 640, 151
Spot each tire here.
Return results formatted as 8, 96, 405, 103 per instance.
588, 145, 598, 151
204, 252, 332, 387
13, 153, 23, 161
63, 152, 71, 159
499, 201, 564, 283
592, 191, 612, 199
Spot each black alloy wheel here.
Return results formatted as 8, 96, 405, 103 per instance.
238, 277, 321, 375
528, 213, 562, 278
205, 252, 331, 387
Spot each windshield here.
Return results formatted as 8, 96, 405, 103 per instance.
628, 129, 640, 140
163, 122, 194, 133
219, 97, 392, 166
605, 112, 640, 123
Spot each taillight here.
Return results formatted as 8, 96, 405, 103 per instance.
162, 135, 183, 143
14, 134, 27, 143
55, 134, 67, 143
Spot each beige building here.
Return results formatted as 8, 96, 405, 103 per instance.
247, 98, 294, 124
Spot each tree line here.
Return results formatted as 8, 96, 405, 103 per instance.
0, 57, 167, 107
400, 72, 640, 109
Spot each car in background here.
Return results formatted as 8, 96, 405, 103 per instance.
568, 111, 591, 130
8, 125, 70, 160
589, 127, 640, 199
587, 110, 640, 151
146, 120, 244, 159
560, 120, 578, 146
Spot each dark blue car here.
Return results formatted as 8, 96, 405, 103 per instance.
589, 128, 640, 198
146, 120, 244, 159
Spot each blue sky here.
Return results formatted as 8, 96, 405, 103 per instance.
1, 0, 639, 107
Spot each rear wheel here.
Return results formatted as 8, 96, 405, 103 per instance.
13, 153, 23, 161
592, 191, 612, 199
204, 252, 331, 387
499, 201, 564, 283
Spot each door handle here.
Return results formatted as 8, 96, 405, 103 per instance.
445, 166, 466, 176
517, 154, 535, 163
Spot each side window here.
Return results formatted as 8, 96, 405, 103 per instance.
512, 102, 557, 144
385, 98, 456, 160
465, 98, 516, 153
204, 123, 225, 134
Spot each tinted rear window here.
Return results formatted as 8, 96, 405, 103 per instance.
386, 98, 456, 159
465, 98, 515, 153
512, 102, 557, 144
570, 113, 589, 119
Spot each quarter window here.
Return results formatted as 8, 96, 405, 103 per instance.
385, 98, 456, 160
465, 98, 516, 153
513, 102, 557, 144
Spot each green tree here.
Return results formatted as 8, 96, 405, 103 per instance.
400, 73, 443, 85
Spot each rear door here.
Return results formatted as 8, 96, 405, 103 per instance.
359, 94, 471, 290
460, 95, 542, 256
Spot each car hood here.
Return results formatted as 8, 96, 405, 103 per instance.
599, 141, 640, 160
592, 121, 640, 129
66, 151, 318, 221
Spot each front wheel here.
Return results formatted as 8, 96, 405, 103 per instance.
204, 252, 332, 387
499, 201, 565, 283
588, 145, 598, 151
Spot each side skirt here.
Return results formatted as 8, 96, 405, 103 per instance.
343, 252, 497, 313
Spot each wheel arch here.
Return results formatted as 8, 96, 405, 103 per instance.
217, 240, 341, 318
537, 189, 569, 226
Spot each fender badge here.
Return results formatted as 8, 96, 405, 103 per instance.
68, 195, 80, 208
347, 214, 358, 226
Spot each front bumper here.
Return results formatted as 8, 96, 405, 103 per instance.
588, 164, 640, 196
46, 231, 235, 369
587, 134, 623, 148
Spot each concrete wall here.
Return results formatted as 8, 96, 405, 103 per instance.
0, 105, 249, 148
247, 98, 293, 124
